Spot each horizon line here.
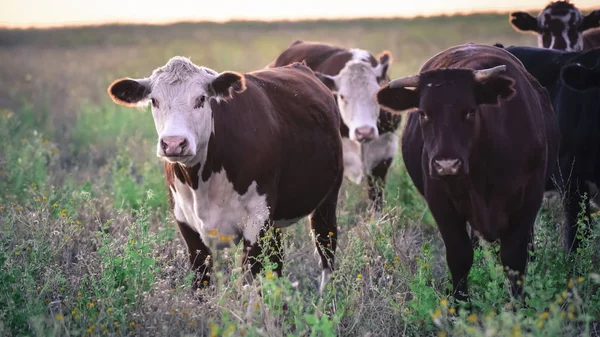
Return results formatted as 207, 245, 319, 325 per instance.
0, 7, 575, 30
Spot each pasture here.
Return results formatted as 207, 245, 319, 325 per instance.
1, 14, 599, 336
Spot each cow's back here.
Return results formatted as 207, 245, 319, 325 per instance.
270, 41, 356, 76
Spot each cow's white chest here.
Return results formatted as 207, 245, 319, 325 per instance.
170, 169, 270, 248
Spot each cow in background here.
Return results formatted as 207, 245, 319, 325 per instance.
377, 43, 559, 301
510, 0, 600, 51
107, 57, 344, 295
268, 41, 401, 212
499, 45, 600, 253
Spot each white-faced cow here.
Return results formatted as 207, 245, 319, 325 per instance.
510, 0, 600, 51
268, 41, 401, 212
377, 43, 560, 301
107, 57, 344, 294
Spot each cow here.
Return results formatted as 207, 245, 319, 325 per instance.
496, 45, 600, 254
510, 0, 600, 52
376, 43, 560, 301
268, 40, 401, 212
106, 57, 344, 295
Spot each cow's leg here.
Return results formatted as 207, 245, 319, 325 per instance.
438, 220, 473, 302
310, 184, 341, 294
428, 194, 472, 301
177, 221, 212, 291
564, 177, 590, 253
367, 158, 392, 213
502, 203, 539, 299
241, 222, 284, 281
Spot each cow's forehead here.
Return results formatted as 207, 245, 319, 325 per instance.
540, 2, 582, 22
338, 60, 377, 86
151, 56, 215, 87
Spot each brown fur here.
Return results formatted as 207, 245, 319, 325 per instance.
164, 62, 344, 292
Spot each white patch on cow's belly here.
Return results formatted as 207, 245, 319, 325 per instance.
341, 132, 399, 185
362, 132, 399, 171
342, 138, 364, 184
170, 169, 270, 248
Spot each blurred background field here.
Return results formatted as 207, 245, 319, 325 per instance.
0, 14, 599, 337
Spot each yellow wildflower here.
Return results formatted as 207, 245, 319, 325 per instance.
540, 312, 549, 319
15, 206, 23, 211
437, 332, 447, 337
55, 314, 64, 321
357, 274, 363, 279
328, 231, 334, 237
107, 308, 113, 313
431, 309, 442, 319
440, 299, 448, 306
577, 277, 584, 283
467, 313, 478, 323
265, 271, 274, 280
448, 307, 456, 314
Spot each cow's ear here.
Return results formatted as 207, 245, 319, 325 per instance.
561, 63, 600, 90
581, 10, 600, 31
376, 86, 419, 114
510, 12, 540, 32
207, 71, 246, 100
107, 78, 151, 107
314, 72, 338, 92
475, 75, 516, 106
375, 50, 393, 82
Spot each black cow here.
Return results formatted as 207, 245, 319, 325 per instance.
377, 43, 559, 301
499, 45, 600, 254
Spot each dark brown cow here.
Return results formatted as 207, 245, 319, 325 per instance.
510, 0, 600, 51
107, 57, 344, 294
377, 43, 560, 301
268, 41, 401, 212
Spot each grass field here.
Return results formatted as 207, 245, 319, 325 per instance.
1, 13, 599, 337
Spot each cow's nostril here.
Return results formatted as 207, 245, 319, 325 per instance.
161, 139, 168, 151
179, 138, 188, 149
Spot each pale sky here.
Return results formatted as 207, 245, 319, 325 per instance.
2, 0, 598, 28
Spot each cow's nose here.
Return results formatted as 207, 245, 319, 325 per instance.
355, 126, 376, 142
160, 136, 189, 156
433, 159, 462, 176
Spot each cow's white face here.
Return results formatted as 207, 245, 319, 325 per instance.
107, 56, 246, 166
315, 53, 391, 143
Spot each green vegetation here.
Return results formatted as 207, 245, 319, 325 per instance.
0, 13, 598, 336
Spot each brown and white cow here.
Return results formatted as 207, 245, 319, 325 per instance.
377, 43, 560, 301
107, 57, 344, 294
268, 41, 401, 211
510, 0, 600, 51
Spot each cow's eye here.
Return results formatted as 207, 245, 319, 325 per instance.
194, 96, 206, 109
418, 110, 428, 120
466, 109, 476, 119
151, 98, 159, 108
339, 95, 345, 101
